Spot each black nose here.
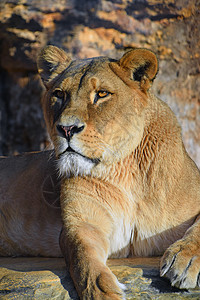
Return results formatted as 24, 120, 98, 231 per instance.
57, 124, 85, 141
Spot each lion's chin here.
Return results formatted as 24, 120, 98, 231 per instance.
57, 152, 98, 177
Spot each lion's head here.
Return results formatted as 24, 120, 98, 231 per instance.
37, 46, 158, 177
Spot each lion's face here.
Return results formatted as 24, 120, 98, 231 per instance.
37, 46, 158, 176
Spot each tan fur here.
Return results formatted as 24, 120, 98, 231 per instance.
37, 46, 200, 298
0, 46, 199, 299
0, 151, 62, 257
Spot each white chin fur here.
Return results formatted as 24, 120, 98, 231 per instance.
57, 153, 95, 177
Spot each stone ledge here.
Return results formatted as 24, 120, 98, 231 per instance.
0, 257, 199, 299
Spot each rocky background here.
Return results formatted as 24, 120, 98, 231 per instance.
0, 0, 199, 167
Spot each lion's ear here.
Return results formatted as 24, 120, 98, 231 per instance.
119, 48, 158, 91
37, 45, 71, 88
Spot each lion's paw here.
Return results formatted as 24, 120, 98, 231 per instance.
81, 266, 126, 300
160, 239, 200, 289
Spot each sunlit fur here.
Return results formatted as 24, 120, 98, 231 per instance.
37, 46, 200, 298
0, 46, 199, 300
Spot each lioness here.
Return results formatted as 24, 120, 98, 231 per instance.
0, 46, 200, 299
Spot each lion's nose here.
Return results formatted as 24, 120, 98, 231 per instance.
56, 124, 85, 141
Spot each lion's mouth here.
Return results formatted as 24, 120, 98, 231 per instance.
58, 146, 100, 164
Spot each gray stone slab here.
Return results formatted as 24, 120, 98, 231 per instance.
0, 257, 200, 299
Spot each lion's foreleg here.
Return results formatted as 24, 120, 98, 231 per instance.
59, 178, 125, 300
160, 214, 200, 289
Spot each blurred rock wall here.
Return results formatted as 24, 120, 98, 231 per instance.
0, 0, 199, 167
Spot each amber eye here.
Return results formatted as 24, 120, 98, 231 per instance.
94, 90, 111, 104
52, 89, 65, 100
97, 91, 109, 98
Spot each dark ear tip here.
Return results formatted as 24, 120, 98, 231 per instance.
120, 48, 158, 82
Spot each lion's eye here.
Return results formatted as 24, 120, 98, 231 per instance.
97, 91, 109, 98
94, 90, 111, 104
52, 89, 65, 100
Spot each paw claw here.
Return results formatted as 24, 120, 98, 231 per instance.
160, 263, 167, 277
160, 256, 176, 277
160, 240, 200, 290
